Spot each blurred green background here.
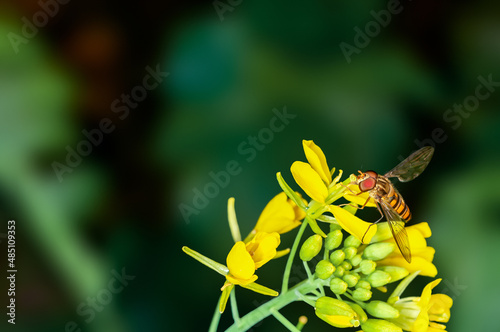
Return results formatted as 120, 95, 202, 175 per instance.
0, 0, 499, 331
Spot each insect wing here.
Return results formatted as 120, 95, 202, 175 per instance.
379, 200, 412, 263
384, 146, 434, 182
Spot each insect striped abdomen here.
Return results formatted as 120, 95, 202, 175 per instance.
389, 193, 412, 221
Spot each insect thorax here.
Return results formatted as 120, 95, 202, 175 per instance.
370, 176, 395, 201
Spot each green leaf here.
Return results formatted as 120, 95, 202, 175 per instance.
182, 246, 229, 276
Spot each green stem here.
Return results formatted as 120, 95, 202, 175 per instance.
281, 218, 309, 293
270, 308, 301, 332
295, 293, 317, 307
225, 278, 322, 332
230, 289, 240, 325
303, 261, 313, 280
209, 295, 223, 332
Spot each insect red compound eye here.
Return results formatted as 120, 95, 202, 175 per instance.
359, 177, 376, 191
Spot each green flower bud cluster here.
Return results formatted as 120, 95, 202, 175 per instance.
300, 224, 413, 331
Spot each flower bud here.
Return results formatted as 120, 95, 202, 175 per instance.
344, 247, 357, 260
333, 265, 345, 278
297, 316, 307, 330
356, 280, 371, 290
315, 296, 359, 328
325, 230, 343, 250
363, 243, 395, 261
343, 273, 360, 288
367, 270, 392, 288
377, 266, 409, 283
330, 277, 348, 294
365, 301, 400, 319
350, 254, 362, 267
315, 260, 335, 280
352, 288, 372, 301
361, 319, 402, 332
347, 302, 367, 323
344, 235, 361, 248
330, 249, 345, 266
329, 223, 343, 232
341, 261, 352, 271
300, 234, 323, 261
360, 260, 376, 275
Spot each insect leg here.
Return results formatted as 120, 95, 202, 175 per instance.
340, 182, 360, 195
374, 203, 385, 223
361, 202, 384, 243
361, 223, 376, 243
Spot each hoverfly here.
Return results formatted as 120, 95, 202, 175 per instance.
351, 146, 435, 263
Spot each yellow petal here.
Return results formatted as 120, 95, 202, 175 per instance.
291, 161, 328, 203
406, 227, 428, 251
415, 246, 435, 262
303, 140, 331, 184
385, 226, 427, 252
427, 324, 447, 331
328, 205, 377, 243
319, 314, 356, 328
254, 192, 302, 234
227, 242, 255, 281
250, 232, 281, 269
429, 294, 453, 319
408, 222, 432, 238
413, 279, 442, 332
225, 273, 258, 286
273, 248, 290, 259
377, 256, 438, 277
420, 279, 441, 306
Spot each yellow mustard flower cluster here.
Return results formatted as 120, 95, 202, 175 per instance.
182, 139, 452, 332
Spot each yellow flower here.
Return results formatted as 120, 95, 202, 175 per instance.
390, 279, 452, 331
226, 232, 280, 285
253, 192, 305, 234
291, 140, 333, 203
182, 231, 280, 313
376, 223, 437, 277
225, 242, 258, 285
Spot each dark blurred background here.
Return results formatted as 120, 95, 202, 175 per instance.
0, 0, 499, 331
